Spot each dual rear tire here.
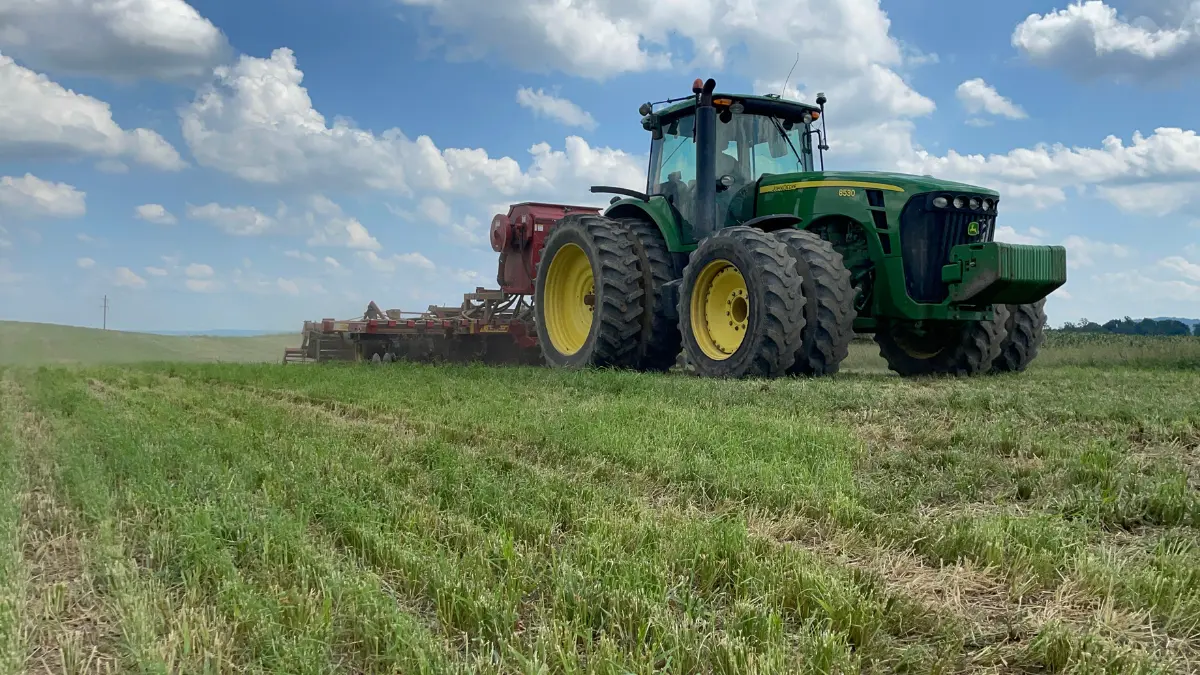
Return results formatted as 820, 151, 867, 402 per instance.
535, 217, 857, 379
677, 227, 807, 378
534, 214, 644, 370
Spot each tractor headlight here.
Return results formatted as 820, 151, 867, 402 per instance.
952, 196, 965, 209
933, 196, 949, 208
983, 198, 994, 211
969, 197, 981, 210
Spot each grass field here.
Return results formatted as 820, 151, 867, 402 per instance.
2, 333, 1198, 673
0, 321, 298, 366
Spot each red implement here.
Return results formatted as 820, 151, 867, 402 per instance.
286, 201, 600, 365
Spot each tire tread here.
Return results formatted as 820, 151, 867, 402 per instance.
991, 299, 1047, 373
773, 229, 856, 376
618, 217, 682, 372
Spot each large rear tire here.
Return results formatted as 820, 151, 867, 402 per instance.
773, 229, 856, 376
534, 214, 644, 369
991, 299, 1047, 373
874, 306, 1009, 377
678, 226, 806, 379
619, 217, 682, 372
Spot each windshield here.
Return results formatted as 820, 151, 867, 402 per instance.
649, 111, 813, 195
716, 112, 812, 183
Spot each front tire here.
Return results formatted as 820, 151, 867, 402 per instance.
678, 227, 806, 379
874, 307, 1009, 377
991, 299, 1047, 373
534, 214, 644, 369
773, 229, 856, 376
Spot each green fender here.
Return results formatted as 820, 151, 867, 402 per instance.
602, 196, 694, 253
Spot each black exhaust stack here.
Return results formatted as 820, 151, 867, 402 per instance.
692, 78, 718, 241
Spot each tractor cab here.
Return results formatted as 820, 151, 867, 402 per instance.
642, 93, 823, 233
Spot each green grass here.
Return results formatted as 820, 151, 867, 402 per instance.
0, 321, 299, 366
2, 334, 1198, 673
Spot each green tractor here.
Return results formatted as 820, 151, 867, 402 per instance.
533, 78, 1067, 378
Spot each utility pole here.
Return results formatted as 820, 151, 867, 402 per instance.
102, 295, 108, 330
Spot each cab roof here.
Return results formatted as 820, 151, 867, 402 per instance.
653, 92, 821, 122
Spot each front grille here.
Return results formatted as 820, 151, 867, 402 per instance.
899, 194, 996, 303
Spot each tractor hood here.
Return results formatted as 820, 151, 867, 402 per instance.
783, 170, 1000, 198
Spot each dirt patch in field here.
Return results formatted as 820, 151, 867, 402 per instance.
746, 511, 1200, 673
3, 380, 122, 674
18, 488, 121, 674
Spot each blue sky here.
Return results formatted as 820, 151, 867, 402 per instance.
1, 0, 1198, 332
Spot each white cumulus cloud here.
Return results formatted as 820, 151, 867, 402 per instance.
113, 266, 146, 288
1062, 235, 1134, 269
357, 250, 436, 273
135, 203, 177, 225
994, 225, 1049, 245
899, 126, 1200, 213
185, 263, 214, 279
76, 257, 94, 269
395, 0, 935, 170
516, 87, 597, 129
418, 196, 452, 226
276, 278, 300, 296
0, 0, 230, 81
301, 195, 381, 250
0, 53, 186, 170
1159, 255, 1200, 282
956, 78, 1028, 120
1012, 0, 1200, 83
178, 46, 672, 201
186, 202, 280, 236
186, 194, 384, 251
0, 173, 85, 218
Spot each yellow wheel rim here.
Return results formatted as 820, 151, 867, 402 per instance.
690, 259, 750, 361
543, 243, 595, 355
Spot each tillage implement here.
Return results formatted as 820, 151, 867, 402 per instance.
292, 78, 1067, 378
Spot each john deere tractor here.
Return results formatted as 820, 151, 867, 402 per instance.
533, 78, 1067, 378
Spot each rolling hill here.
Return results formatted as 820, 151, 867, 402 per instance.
0, 321, 299, 366
1153, 316, 1200, 328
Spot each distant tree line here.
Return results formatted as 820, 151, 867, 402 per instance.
1057, 317, 1199, 337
